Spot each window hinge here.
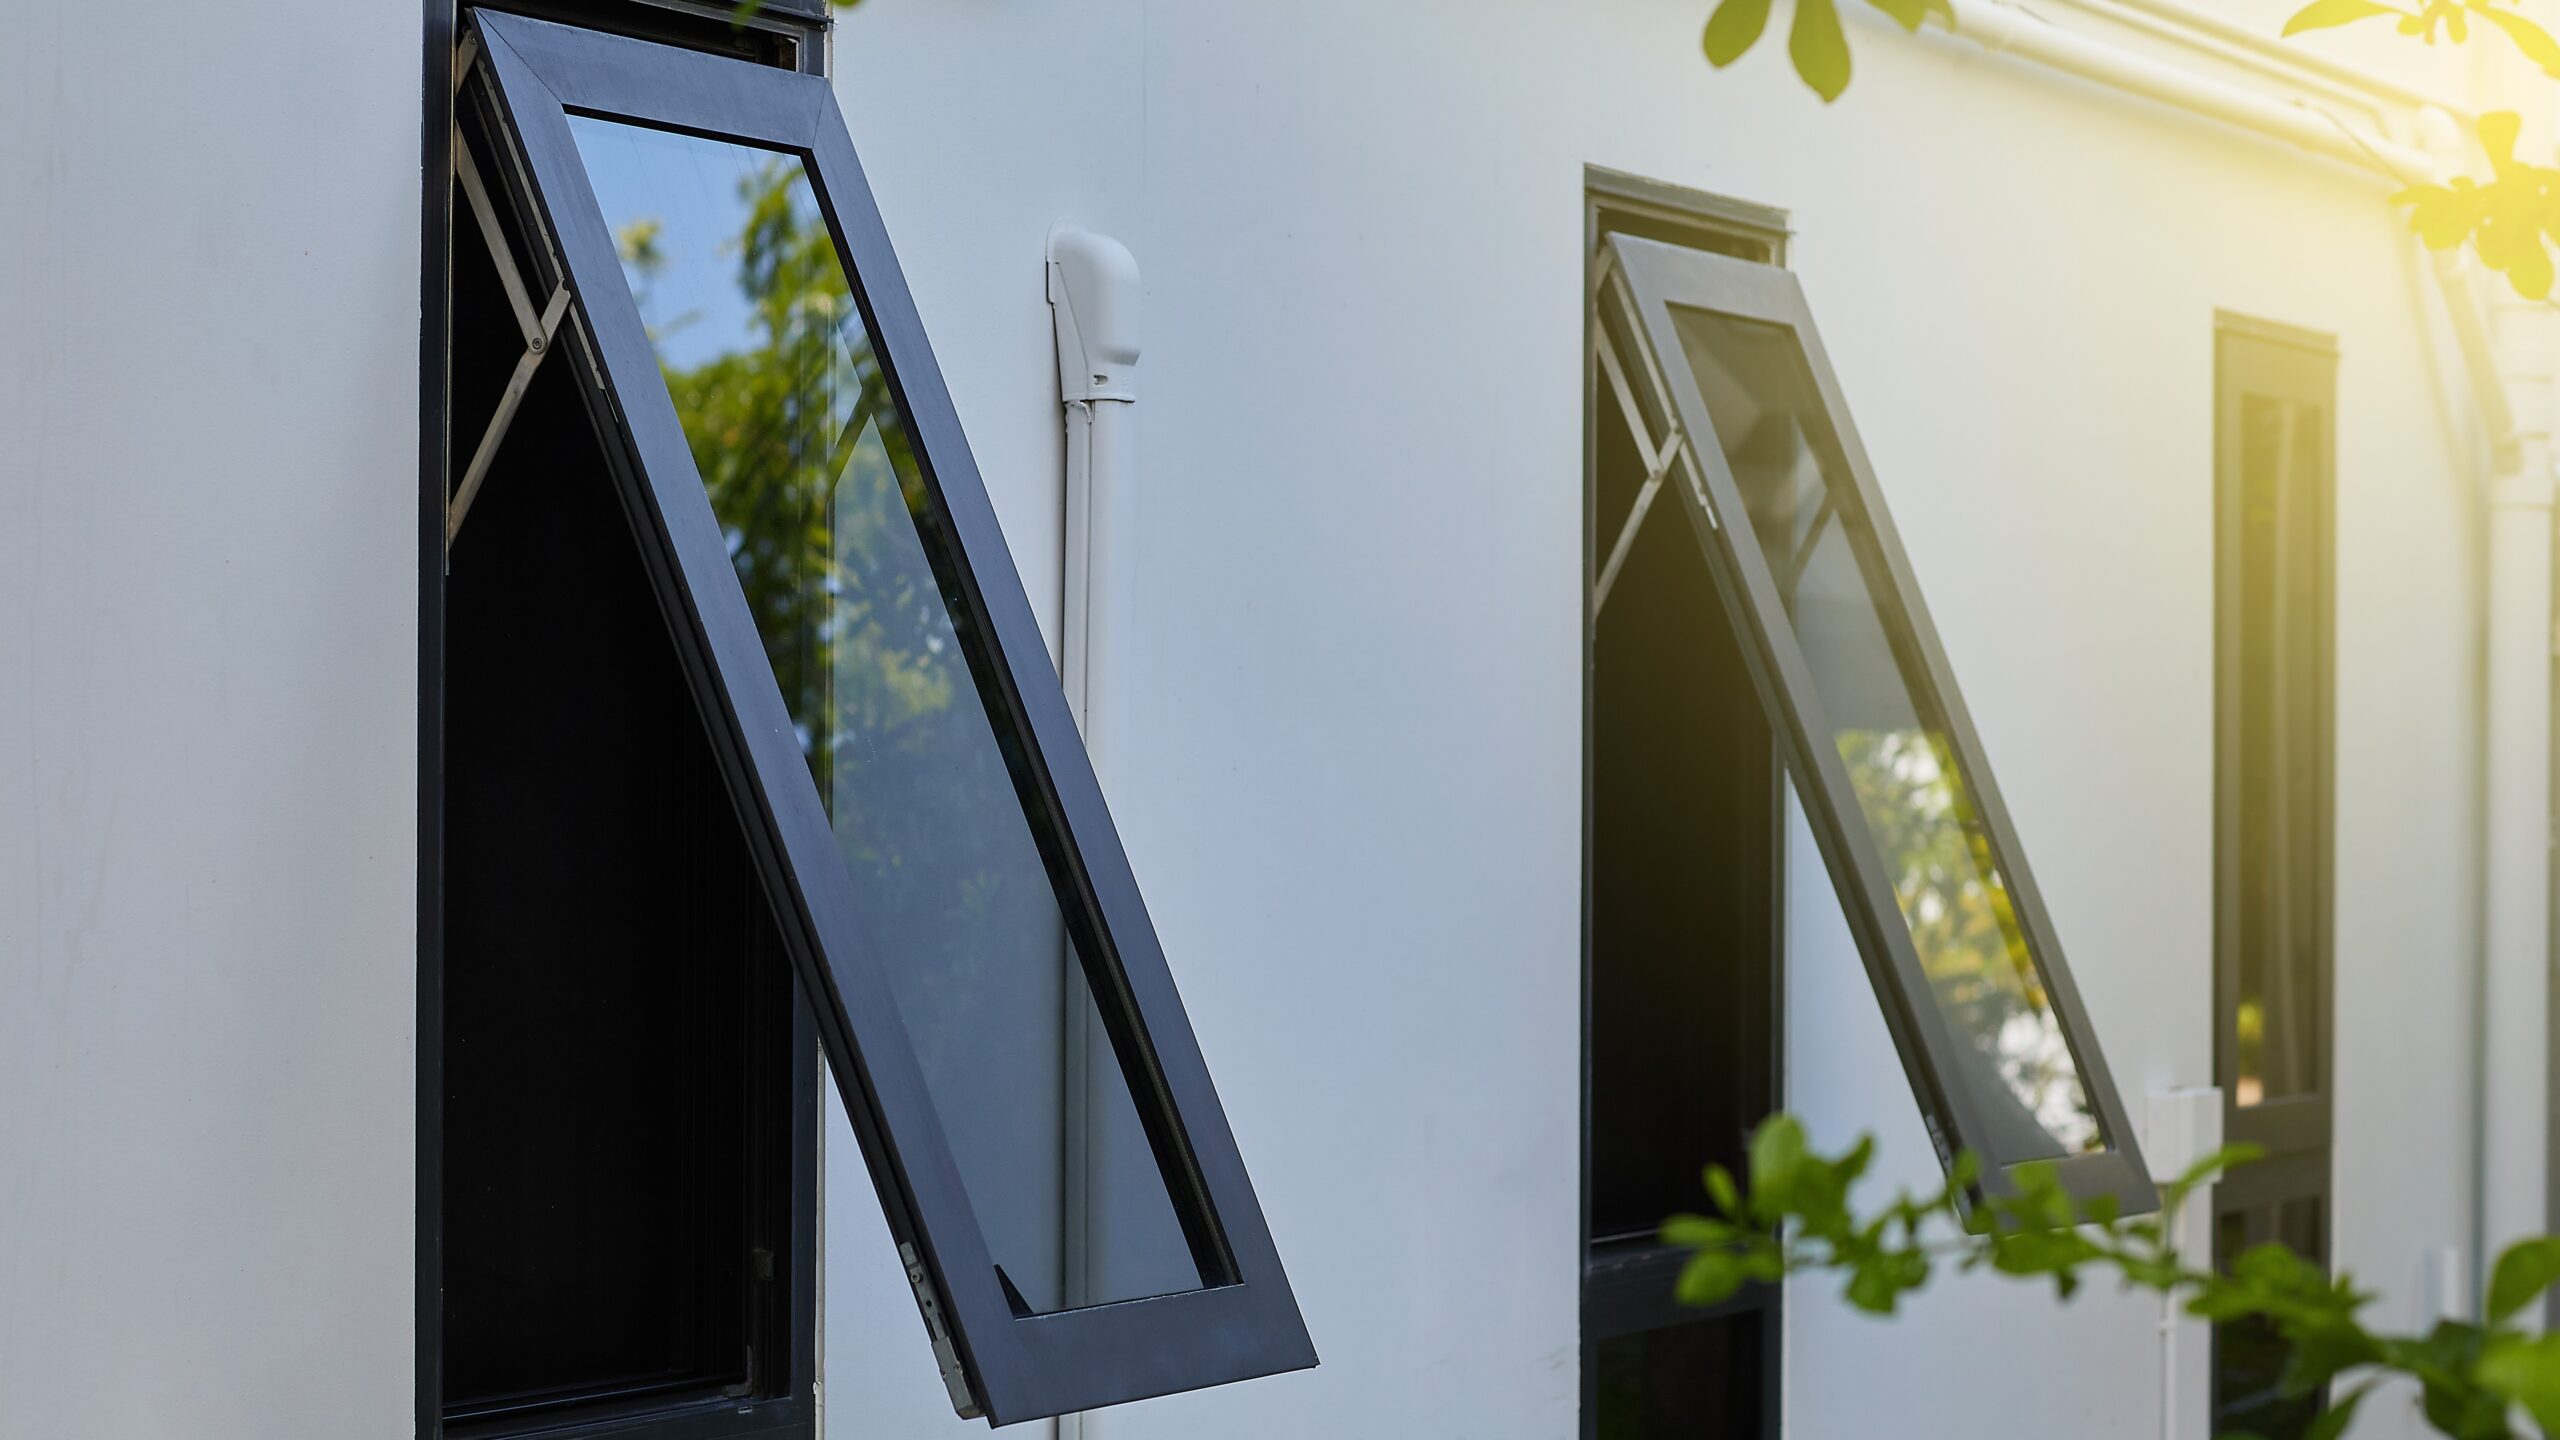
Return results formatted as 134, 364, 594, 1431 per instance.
900, 1242, 982, 1420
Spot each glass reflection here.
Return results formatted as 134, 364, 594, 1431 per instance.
1670, 306, 2101, 1160
2232, 395, 2325, 1109
568, 117, 1203, 1311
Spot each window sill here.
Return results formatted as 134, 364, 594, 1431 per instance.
444, 1392, 811, 1440
1583, 1238, 1775, 1341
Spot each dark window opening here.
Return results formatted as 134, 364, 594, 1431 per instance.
1588, 317, 1781, 1243
479, 0, 823, 73
1582, 177, 1786, 1440
1591, 1315, 1766, 1440
437, 105, 817, 1440
2211, 315, 2335, 1440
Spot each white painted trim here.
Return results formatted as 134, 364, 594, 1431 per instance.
2048, 0, 2475, 125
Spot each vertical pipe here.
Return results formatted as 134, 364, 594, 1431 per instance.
1059, 396, 1097, 1380
2146, 1087, 2222, 1440
1078, 397, 1132, 768
2484, 445, 2553, 1273
2417, 88, 2549, 1306
2469, 40, 2558, 1276
1049, 228, 1142, 1440
1062, 400, 1095, 701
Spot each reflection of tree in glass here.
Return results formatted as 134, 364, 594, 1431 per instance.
612, 162, 1101, 1302
613, 159, 1021, 1043
617, 166, 952, 801
1838, 726, 2097, 1152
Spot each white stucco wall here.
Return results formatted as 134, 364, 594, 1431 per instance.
0, 3, 2497, 1439
822, 5, 2485, 1440
0, 3, 421, 1436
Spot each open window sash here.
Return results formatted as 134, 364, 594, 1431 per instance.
1595, 234, 2154, 1215
460, 12, 1313, 1422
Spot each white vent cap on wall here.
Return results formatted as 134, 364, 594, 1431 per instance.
1047, 227, 1140, 404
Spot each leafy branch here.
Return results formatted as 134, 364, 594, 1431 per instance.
2390, 110, 2560, 298
1697, 0, 2560, 297
1701, 0, 1953, 101
2285, 0, 2560, 299
1667, 1115, 2560, 1439
2283, 0, 2560, 63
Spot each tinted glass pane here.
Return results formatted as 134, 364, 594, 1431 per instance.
1593, 1316, 1763, 1439
568, 117, 1201, 1312
2232, 394, 2325, 1108
1589, 369, 1778, 1242
1670, 306, 2100, 1160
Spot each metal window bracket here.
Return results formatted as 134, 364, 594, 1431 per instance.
446, 282, 569, 545
1592, 326, 1709, 620
446, 125, 572, 548
899, 1243, 981, 1420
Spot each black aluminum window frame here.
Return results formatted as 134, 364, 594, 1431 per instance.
2209, 312, 2337, 1436
422, 10, 829, 1440
460, 11, 1313, 1425
2211, 313, 2337, 1168
1579, 172, 1787, 1440
1596, 233, 2155, 1215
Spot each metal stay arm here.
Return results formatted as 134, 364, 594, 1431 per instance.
1591, 322, 1693, 620
444, 62, 572, 546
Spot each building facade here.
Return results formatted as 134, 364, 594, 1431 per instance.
2, 2, 2548, 1439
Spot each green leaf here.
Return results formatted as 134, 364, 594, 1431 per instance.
2302, 1382, 2374, 1440
2180, 1142, 2266, 1190
2506, 231, 2555, 299
1864, 0, 1934, 32
1789, 0, 1853, 101
1748, 1114, 1810, 1219
1705, 1163, 1742, 1218
1674, 1248, 1747, 1307
1843, 1262, 1900, 1313
2478, 1330, 2560, 1435
2280, 1324, 2384, 1398
2160, 1141, 2263, 1214
1660, 1213, 1731, 1250
1704, 0, 1777, 66
2478, 109, 2524, 168
1838, 1134, 1876, 1186
1949, 1151, 1983, 1191
2282, 0, 2400, 34
2487, 1236, 2560, 1323
2473, 2, 2560, 72
2393, 182, 2481, 251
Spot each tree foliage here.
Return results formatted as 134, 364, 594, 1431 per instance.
1668, 1114, 2560, 1439
1697, 0, 2560, 296
618, 149, 1067, 1110
1700, 0, 1952, 99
